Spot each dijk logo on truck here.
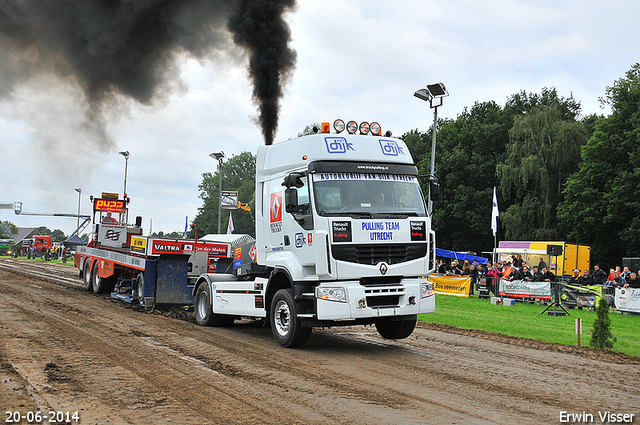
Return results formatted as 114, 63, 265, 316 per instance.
325, 137, 355, 154
379, 140, 405, 156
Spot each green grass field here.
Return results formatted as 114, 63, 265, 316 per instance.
419, 294, 640, 358
19, 256, 75, 266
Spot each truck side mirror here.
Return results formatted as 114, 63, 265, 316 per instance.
285, 187, 298, 213
429, 178, 440, 202
283, 172, 305, 188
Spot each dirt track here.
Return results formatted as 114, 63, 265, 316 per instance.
1, 257, 638, 425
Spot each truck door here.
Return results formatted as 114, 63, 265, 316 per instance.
282, 174, 316, 268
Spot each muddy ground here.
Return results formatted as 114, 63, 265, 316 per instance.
0, 257, 638, 425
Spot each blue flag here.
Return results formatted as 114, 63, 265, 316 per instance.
183, 216, 188, 239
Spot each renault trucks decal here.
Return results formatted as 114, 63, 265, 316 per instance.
332, 221, 352, 242
270, 191, 283, 233
410, 221, 426, 241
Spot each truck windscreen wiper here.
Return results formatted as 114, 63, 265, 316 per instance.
383, 212, 420, 217
347, 212, 373, 218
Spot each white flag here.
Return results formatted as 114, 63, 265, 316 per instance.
227, 212, 234, 234
491, 187, 499, 236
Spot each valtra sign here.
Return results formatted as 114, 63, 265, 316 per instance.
149, 239, 228, 257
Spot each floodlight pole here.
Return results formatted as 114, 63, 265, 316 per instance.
429, 105, 438, 198
414, 83, 448, 216
119, 151, 130, 198
210, 152, 225, 234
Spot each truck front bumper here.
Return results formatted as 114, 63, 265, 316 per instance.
315, 278, 435, 321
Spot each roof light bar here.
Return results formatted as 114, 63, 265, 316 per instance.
321, 119, 387, 136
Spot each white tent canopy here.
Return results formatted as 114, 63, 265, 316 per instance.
200, 234, 255, 250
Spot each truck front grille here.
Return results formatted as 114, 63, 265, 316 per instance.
331, 243, 426, 265
364, 285, 405, 308
366, 295, 400, 308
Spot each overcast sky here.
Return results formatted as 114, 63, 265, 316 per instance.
1, 0, 639, 237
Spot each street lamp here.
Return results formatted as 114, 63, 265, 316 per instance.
209, 151, 225, 234
74, 188, 82, 230
414, 83, 448, 215
119, 151, 130, 198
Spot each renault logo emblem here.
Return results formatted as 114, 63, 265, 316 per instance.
379, 262, 388, 275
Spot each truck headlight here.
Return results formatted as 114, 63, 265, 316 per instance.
421, 282, 434, 298
316, 287, 347, 303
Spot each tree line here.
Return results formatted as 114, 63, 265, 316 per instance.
190, 63, 639, 270
404, 63, 640, 269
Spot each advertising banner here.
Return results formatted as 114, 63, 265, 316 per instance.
429, 274, 471, 297
148, 239, 228, 257
615, 287, 640, 313
499, 279, 551, 299
221, 191, 238, 209
98, 223, 127, 248
130, 236, 147, 253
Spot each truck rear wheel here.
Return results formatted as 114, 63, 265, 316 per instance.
91, 262, 115, 294
270, 289, 312, 348
194, 284, 235, 327
375, 317, 417, 340
82, 259, 93, 292
136, 273, 145, 302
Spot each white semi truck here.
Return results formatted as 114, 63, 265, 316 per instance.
193, 120, 437, 347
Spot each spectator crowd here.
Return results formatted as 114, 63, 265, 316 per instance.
25, 244, 70, 261
436, 255, 640, 296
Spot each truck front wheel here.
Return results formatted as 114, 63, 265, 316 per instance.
194, 283, 235, 327
375, 317, 417, 340
270, 289, 312, 348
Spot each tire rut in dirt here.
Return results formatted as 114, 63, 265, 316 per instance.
0, 287, 298, 424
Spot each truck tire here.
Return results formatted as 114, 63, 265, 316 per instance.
136, 273, 145, 302
270, 289, 312, 348
83, 259, 93, 292
194, 284, 235, 327
91, 262, 115, 294
375, 317, 417, 340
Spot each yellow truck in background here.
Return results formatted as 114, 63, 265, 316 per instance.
495, 241, 591, 277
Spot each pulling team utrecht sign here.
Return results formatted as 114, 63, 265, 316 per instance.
362, 221, 399, 241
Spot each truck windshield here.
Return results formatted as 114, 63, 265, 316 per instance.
312, 173, 427, 217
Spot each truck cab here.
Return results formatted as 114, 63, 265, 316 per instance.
194, 120, 436, 347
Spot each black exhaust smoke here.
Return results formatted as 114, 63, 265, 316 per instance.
0, 0, 296, 146
228, 0, 297, 145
